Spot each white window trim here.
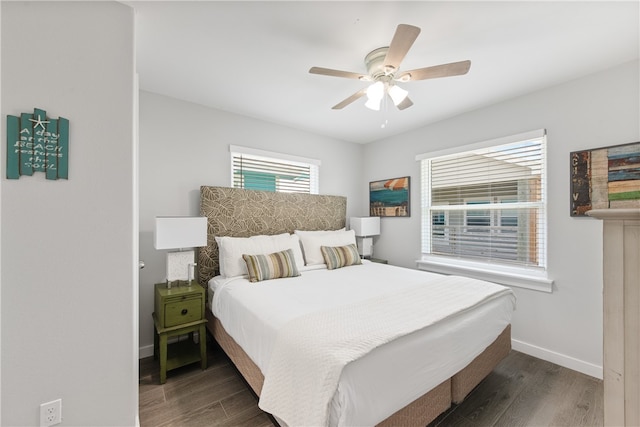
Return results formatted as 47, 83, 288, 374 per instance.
415, 129, 545, 161
229, 145, 320, 194
416, 255, 554, 292
416, 129, 552, 292
230, 145, 321, 167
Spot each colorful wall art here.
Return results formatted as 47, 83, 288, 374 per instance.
570, 141, 640, 216
370, 176, 410, 217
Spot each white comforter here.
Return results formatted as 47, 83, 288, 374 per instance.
210, 261, 515, 426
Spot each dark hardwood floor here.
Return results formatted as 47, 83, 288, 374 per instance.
139, 337, 603, 427
429, 350, 603, 427
139, 340, 273, 427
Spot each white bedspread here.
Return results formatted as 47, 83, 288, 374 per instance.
258, 275, 512, 426
210, 262, 515, 426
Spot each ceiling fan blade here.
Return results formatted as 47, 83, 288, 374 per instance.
397, 60, 471, 82
332, 89, 367, 110
384, 24, 421, 71
396, 96, 414, 110
309, 66, 367, 80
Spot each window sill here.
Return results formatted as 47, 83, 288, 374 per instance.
416, 256, 553, 293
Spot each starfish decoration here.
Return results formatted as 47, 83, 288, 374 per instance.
29, 115, 50, 131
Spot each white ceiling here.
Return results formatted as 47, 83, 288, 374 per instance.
127, 1, 639, 144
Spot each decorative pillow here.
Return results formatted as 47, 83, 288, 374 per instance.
242, 249, 301, 282
295, 229, 356, 265
216, 233, 305, 277
320, 244, 362, 270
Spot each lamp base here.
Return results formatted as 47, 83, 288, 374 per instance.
166, 250, 194, 286
356, 237, 374, 258
165, 279, 193, 289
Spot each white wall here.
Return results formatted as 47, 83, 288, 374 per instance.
363, 60, 640, 378
0, 1, 3, 422
138, 91, 364, 356
1, 2, 137, 425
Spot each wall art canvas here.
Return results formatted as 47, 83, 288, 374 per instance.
570, 141, 640, 216
370, 176, 410, 217
6, 107, 69, 180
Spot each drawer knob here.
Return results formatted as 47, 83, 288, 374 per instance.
181, 309, 188, 315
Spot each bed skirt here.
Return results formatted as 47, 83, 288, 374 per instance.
206, 311, 510, 426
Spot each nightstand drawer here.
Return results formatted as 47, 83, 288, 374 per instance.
164, 296, 203, 327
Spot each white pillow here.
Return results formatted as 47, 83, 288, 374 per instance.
294, 229, 356, 265
294, 228, 345, 236
216, 233, 305, 278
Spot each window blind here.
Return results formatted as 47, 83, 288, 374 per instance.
230, 147, 319, 194
420, 133, 547, 270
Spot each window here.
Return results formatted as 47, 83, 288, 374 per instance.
230, 145, 320, 194
417, 130, 549, 289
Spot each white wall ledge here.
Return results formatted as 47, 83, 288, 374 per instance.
416, 257, 553, 292
586, 208, 640, 221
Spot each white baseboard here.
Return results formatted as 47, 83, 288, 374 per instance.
139, 344, 154, 359
512, 339, 603, 380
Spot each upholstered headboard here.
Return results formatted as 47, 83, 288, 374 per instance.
198, 186, 347, 284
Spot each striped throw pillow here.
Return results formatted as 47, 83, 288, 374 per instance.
320, 244, 362, 270
242, 248, 300, 283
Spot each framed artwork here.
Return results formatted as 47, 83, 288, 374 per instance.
570, 141, 640, 216
369, 176, 410, 217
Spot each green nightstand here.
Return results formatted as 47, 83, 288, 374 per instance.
153, 282, 207, 384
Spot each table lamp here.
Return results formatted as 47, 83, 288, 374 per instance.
154, 216, 207, 288
350, 216, 381, 258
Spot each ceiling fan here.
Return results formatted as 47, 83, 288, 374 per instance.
309, 24, 471, 111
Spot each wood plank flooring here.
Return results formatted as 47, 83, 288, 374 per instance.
429, 350, 603, 427
139, 339, 603, 427
139, 341, 273, 427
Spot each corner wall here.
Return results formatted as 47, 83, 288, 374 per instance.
1, 2, 137, 425
138, 91, 364, 356
364, 60, 640, 377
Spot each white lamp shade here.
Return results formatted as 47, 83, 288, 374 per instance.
154, 217, 207, 250
366, 81, 384, 101
364, 97, 382, 111
388, 84, 409, 106
350, 217, 380, 237
365, 81, 384, 110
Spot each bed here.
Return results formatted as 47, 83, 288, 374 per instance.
198, 186, 515, 426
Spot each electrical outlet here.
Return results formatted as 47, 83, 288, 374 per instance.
40, 399, 62, 427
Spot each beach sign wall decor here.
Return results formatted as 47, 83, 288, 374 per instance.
6, 108, 69, 180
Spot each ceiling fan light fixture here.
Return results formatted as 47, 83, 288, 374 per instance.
388, 84, 409, 106
364, 97, 382, 111
309, 24, 471, 111
365, 81, 385, 110
366, 81, 385, 101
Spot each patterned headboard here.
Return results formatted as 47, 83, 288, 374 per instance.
198, 186, 347, 284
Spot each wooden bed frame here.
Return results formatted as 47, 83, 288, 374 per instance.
198, 186, 511, 426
